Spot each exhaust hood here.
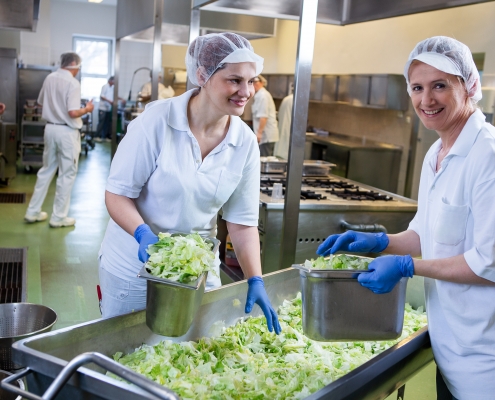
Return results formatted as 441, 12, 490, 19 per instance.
195, 0, 495, 25
116, 0, 275, 44
0, 0, 40, 31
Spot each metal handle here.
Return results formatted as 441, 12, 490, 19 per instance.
0, 352, 179, 400
341, 220, 388, 233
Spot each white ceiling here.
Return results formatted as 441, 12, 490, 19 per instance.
54, 0, 117, 6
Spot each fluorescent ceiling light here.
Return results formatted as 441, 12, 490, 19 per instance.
88, 0, 103, 3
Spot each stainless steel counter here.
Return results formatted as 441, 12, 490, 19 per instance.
257, 175, 417, 272
10, 269, 431, 400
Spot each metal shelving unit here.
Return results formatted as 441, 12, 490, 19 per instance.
20, 119, 46, 168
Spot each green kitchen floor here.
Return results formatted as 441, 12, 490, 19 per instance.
0, 141, 111, 328
0, 141, 436, 399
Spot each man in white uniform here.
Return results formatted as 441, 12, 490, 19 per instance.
95, 76, 119, 142
138, 73, 175, 103
24, 52, 94, 227
252, 75, 279, 156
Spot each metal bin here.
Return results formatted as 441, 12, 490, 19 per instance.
294, 265, 407, 341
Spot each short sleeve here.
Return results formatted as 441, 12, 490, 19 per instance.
253, 92, 269, 119
464, 178, 495, 282
221, 137, 260, 226
37, 82, 45, 105
105, 117, 161, 198
408, 213, 420, 236
67, 82, 81, 111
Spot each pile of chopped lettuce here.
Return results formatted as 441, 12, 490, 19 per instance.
111, 294, 427, 399
145, 233, 216, 284
304, 254, 372, 270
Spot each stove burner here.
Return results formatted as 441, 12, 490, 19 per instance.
261, 188, 327, 200
261, 176, 394, 201
326, 188, 394, 201
300, 190, 327, 200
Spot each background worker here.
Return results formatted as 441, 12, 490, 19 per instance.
317, 36, 495, 400
0, 103, 5, 115
137, 72, 175, 104
274, 83, 294, 160
95, 76, 124, 143
252, 75, 279, 156
24, 52, 94, 228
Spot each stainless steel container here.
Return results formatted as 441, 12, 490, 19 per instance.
0, 303, 57, 370
302, 160, 336, 176
294, 265, 408, 341
7, 269, 431, 400
260, 159, 287, 173
137, 235, 220, 337
138, 267, 207, 337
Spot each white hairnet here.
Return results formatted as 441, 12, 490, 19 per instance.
403, 36, 481, 104
185, 32, 264, 87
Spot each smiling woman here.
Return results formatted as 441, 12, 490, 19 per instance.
98, 32, 281, 336
318, 36, 495, 400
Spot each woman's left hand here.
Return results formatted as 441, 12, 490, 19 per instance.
245, 276, 282, 334
357, 255, 414, 294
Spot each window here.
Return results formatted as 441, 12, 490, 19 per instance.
73, 36, 113, 100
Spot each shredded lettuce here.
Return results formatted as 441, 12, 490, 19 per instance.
111, 294, 427, 399
304, 254, 372, 270
145, 233, 216, 284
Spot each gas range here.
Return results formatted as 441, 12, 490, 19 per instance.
256, 173, 418, 274
260, 174, 402, 207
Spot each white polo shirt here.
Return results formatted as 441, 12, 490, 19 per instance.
101, 89, 260, 279
98, 83, 114, 111
408, 109, 495, 399
252, 87, 279, 144
37, 68, 82, 129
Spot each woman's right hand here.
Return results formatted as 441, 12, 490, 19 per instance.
134, 224, 159, 262
316, 230, 389, 256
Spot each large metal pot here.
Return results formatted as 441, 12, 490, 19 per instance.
0, 303, 57, 370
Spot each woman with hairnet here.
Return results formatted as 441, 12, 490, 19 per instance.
317, 36, 495, 399
98, 32, 281, 334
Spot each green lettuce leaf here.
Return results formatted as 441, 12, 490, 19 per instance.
111, 294, 427, 399
146, 233, 217, 283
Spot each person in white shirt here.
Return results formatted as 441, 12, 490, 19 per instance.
138, 73, 175, 103
98, 32, 281, 335
317, 36, 495, 400
95, 76, 123, 143
252, 75, 279, 156
274, 84, 294, 160
24, 52, 94, 228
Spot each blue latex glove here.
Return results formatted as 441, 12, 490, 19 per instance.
316, 230, 389, 256
245, 276, 282, 334
134, 224, 159, 263
357, 255, 414, 294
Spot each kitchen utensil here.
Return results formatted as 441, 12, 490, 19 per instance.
0, 303, 57, 370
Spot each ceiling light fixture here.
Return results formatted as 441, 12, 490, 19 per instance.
88, 0, 103, 3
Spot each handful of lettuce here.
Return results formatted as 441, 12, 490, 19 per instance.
145, 233, 216, 283
304, 254, 371, 270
